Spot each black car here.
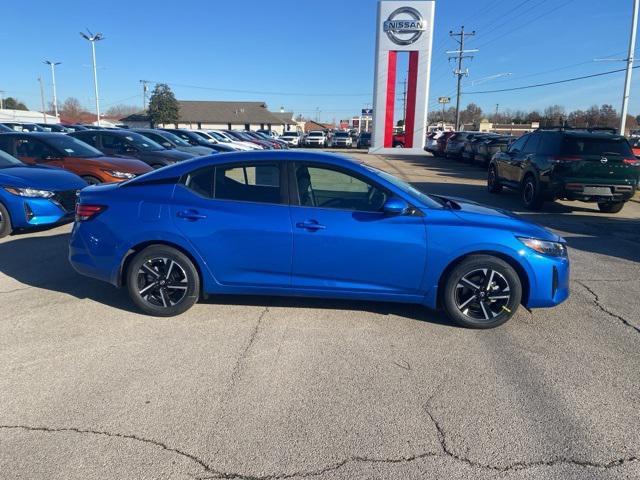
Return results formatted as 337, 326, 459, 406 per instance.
356, 132, 371, 149
69, 130, 194, 168
131, 129, 214, 156
474, 136, 513, 168
1, 122, 46, 132
461, 134, 497, 162
488, 128, 640, 212
161, 129, 218, 148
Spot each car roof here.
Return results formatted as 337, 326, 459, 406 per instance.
0, 132, 64, 139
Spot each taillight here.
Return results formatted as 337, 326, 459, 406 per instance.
75, 204, 106, 222
551, 156, 581, 164
623, 158, 640, 166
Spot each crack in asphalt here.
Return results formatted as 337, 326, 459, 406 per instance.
1, 423, 638, 479
421, 382, 639, 474
229, 307, 269, 387
577, 281, 640, 334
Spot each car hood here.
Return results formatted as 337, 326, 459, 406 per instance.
0, 165, 87, 190
442, 196, 563, 242
84, 156, 152, 173
135, 150, 194, 162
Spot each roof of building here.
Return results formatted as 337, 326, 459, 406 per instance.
120, 101, 291, 126
303, 120, 335, 132
271, 111, 297, 125
0, 108, 58, 124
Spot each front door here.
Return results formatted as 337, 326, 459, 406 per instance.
172, 161, 292, 287
289, 163, 427, 295
14, 136, 64, 169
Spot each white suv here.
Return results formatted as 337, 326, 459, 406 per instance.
280, 131, 302, 146
304, 130, 327, 147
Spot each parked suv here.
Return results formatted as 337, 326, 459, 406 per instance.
304, 130, 327, 147
488, 128, 640, 212
328, 131, 353, 148
69, 130, 194, 168
280, 131, 302, 147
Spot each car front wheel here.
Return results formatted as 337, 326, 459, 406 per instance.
127, 245, 200, 317
597, 201, 625, 214
0, 202, 12, 239
442, 255, 522, 329
487, 165, 503, 193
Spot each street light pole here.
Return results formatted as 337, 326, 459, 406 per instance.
620, 0, 639, 135
43, 60, 61, 118
38, 77, 47, 123
80, 30, 104, 126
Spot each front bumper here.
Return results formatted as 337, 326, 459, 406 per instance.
5, 195, 73, 229
525, 253, 570, 308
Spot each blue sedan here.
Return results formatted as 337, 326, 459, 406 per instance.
69, 151, 569, 328
0, 150, 87, 238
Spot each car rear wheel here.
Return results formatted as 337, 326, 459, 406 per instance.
487, 166, 503, 193
597, 201, 625, 214
82, 176, 102, 185
0, 202, 12, 239
522, 175, 544, 210
127, 245, 200, 317
442, 255, 522, 329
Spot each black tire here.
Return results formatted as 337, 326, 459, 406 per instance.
522, 174, 544, 210
0, 202, 12, 239
82, 176, 102, 185
442, 255, 522, 329
127, 245, 200, 317
597, 201, 625, 214
487, 165, 503, 194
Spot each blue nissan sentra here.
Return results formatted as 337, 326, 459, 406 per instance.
0, 149, 87, 238
69, 151, 569, 328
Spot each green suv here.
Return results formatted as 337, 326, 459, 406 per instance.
488, 128, 640, 213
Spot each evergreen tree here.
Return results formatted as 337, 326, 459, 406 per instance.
148, 83, 179, 126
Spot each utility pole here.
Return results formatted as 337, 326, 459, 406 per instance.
44, 60, 61, 118
80, 30, 105, 126
621, 0, 639, 135
140, 80, 149, 111
38, 77, 47, 123
0, 90, 4, 110
448, 26, 477, 131
401, 79, 407, 127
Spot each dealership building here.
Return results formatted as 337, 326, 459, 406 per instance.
121, 100, 299, 134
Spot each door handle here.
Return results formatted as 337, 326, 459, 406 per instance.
296, 220, 326, 231
177, 209, 207, 220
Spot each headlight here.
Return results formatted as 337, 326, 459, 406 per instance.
4, 187, 55, 198
104, 170, 136, 179
517, 237, 567, 257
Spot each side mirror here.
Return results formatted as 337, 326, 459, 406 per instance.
383, 197, 409, 215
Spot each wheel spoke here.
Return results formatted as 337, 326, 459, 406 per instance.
485, 270, 495, 291
166, 284, 187, 290
458, 294, 477, 309
159, 288, 168, 308
459, 277, 481, 290
166, 260, 176, 279
139, 282, 158, 296
142, 263, 160, 278
488, 295, 510, 300
479, 301, 491, 320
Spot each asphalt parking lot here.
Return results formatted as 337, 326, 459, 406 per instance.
1, 151, 639, 480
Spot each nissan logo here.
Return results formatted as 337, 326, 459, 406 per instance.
383, 7, 426, 46
600, 157, 608, 165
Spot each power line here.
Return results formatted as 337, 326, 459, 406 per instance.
449, 26, 477, 130
473, 0, 547, 43
468, 0, 533, 36
144, 80, 372, 97
465, 66, 638, 94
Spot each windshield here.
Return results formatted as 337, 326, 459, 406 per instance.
561, 136, 633, 156
46, 135, 104, 157
0, 149, 24, 167
309, 131, 324, 137
334, 132, 349, 137
123, 133, 164, 151
152, 131, 191, 147
208, 131, 231, 143
282, 132, 299, 137
365, 165, 442, 208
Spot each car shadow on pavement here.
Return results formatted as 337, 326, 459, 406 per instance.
0, 232, 139, 313
0, 231, 457, 325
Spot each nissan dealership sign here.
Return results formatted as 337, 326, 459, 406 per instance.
371, 1, 435, 155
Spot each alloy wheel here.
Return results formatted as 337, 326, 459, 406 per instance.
136, 257, 189, 308
523, 181, 535, 205
454, 268, 511, 321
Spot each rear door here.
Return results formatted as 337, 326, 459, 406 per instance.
501, 134, 530, 183
172, 161, 292, 287
289, 162, 427, 295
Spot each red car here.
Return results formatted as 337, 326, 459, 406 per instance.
630, 137, 640, 157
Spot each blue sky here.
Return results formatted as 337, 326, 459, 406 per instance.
1, 0, 638, 122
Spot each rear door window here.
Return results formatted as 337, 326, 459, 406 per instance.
215, 163, 283, 204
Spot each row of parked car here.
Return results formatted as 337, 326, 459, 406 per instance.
279, 130, 372, 149
0, 122, 308, 239
424, 127, 640, 213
